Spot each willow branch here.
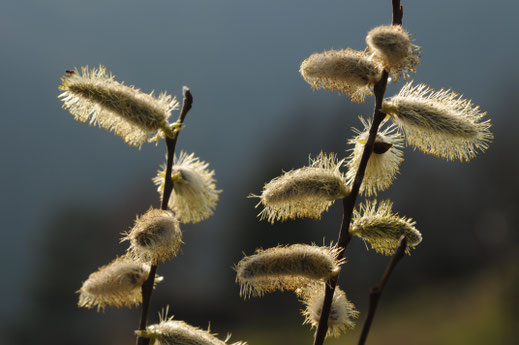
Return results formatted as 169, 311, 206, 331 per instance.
136, 87, 194, 345
357, 236, 407, 345
312, 2, 402, 344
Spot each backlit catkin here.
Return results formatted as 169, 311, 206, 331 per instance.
366, 25, 420, 81
59, 65, 178, 146
78, 257, 152, 311
144, 316, 246, 345
122, 208, 182, 264
383, 82, 493, 162
255, 152, 349, 223
300, 48, 382, 103
345, 117, 404, 196
298, 282, 359, 338
235, 244, 342, 298
154, 151, 221, 224
350, 199, 422, 256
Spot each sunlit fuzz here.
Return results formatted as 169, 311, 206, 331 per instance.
350, 199, 422, 256
153, 152, 221, 224
383, 82, 493, 162
298, 282, 359, 338
58, 65, 178, 147
122, 208, 182, 264
255, 152, 349, 223
78, 257, 156, 311
345, 117, 404, 196
366, 25, 420, 81
235, 244, 343, 298
141, 312, 247, 345
300, 48, 382, 103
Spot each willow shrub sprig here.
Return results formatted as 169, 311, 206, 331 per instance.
235, 1, 492, 345
59, 66, 246, 345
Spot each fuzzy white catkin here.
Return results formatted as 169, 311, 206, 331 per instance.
300, 48, 382, 103
154, 151, 221, 224
366, 25, 420, 81
255, 152, 349, 223
350, 199, 422, 256
298, 282, 359, 338
122, 208, 182, 264
384, 82, 493, 162
235, 244, 342, 298
78, 258, 152, 311
59, 65, 178, 146
145, 317, 247, 345
345, 117, 404, 196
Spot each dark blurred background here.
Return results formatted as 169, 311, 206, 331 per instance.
1, 0, 518, 344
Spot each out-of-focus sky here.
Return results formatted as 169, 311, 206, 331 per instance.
2, 1, 518, 344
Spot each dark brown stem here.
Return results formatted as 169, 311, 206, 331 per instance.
136, 87, 193, 345
357, 236, 407, 345
312, 70, 389, 345
312, 2, 402, 345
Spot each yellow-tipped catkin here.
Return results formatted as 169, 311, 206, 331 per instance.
383, 82, 493, 162
300, 48, 382, 103
298, 282, 359, 338
144, 315, 246, 345
235, 244, 343, 298
59, 65, 178, 146
255, 152, 349, 223
122, 208, 182, 264
366, 25, 420, 81
154, 151, 221, 224
350, 199, 422, 256
78, 257, 154, 311
345, 117, 404, 196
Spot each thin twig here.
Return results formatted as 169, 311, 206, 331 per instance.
357, 236, 407, 345
312, 2, 402, 345
136, 87, 194, 345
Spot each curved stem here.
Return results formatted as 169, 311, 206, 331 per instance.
136, 87, 193, 345
312, 2, 402, 344
357, 236, 407, 345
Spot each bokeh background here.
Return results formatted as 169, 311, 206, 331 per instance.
2, 0, 518, 344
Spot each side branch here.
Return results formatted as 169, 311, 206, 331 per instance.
136, 87, 194, 345
357, 236, 407, 345
161, 87, 194, 210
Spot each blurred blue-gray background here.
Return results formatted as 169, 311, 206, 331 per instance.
1, 1, 518, 344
